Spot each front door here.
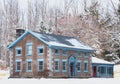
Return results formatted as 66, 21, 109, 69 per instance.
93, 66, 97, 77
68, 56, 76, 77
70, 62, 74, 76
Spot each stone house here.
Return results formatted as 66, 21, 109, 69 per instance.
8, 30, 93, 78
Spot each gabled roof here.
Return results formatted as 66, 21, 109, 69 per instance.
92, 57, 114, 65
8, 30, 93, 51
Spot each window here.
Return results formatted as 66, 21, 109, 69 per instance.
100, 66, 106, 75
54, 59, 59, 72
16, 60, 22, 72
78, 52, 81, 57
38, 59, 44, 71
16, 47, 22, 56
84, 61, 88, 72
26, 59, 32, 72
107, 67, 113, 76
62, 60, 66, 72
77, 61, 81, 72
84, 52, 88, 57
63, 50, 67, 56
26, 42, 32, 55
55, 49, 59, 55
38, 46, 44, 55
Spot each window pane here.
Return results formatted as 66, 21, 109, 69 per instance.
62, 61, 66, 70
84, 62, 88, 71
63, 50, 66, 55
17, 62, 21, 70
100, 67, 106, 74
39, 49, 43, 53
38, 61, 43, 71
55, 61, 59, 70
27, 45, 32, 55
28, 62, 32, 70
78, 52, 81, 56
107, 67, 113, 75
77, 62, 80, 71
55, 49, 58, 54
18, 50, 21, 54
85, 52, 88, 56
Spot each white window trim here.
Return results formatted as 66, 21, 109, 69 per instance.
16, 47, 22, 56
62, 60, 67, 72
54, 59, 59, 72
15, 59, 22, 72
26, 59, 32, 72
37, 59, 44, 71
37, 46, 44, 55
84, 61, 88, 72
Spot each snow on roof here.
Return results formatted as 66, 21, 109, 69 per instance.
92, 57, 114, 64
8, 30, 93, 51
30, 31, 93, 50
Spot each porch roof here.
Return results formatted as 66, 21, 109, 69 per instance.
92, 57, 114, 65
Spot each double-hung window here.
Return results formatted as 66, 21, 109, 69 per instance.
54, 59, 59, 72
63, 50, 67, 56
77, 61, 81, 72
26, 59, 32, 72
62, 60, 67, 72
16, 47, 22, 56
38, 59, 44, 71
84, 52, 88, 57
16, 60, 22, 72
84, 61, 88, 72
38, 46, 44, 55
26, 42, 32, 56
78, 52, 81, 57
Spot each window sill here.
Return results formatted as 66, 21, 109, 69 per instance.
55, 54, 59, 56
84, 56, 88, 58
62, 54, 66, 56
26, 70, 32, 72
84, 71, 88, 72
78, 56, 82, 57
16, 54, 22, 56
62, 70, 66, 72
55, 70, 59, 72
26, 54, 32, 56
77, 71, 81, 72
16, 70, 22, 72
38, 53, 44, 56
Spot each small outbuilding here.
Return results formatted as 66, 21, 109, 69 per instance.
92, 57, 114, 78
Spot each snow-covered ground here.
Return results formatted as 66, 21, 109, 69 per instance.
0, 78, 120, 84
0, 65, 120, 84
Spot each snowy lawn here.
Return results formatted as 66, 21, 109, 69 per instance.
0, 78, 120, 84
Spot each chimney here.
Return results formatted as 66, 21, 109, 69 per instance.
16, 29, 25, 39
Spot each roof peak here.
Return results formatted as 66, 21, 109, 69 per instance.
32, 31, 74, 39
